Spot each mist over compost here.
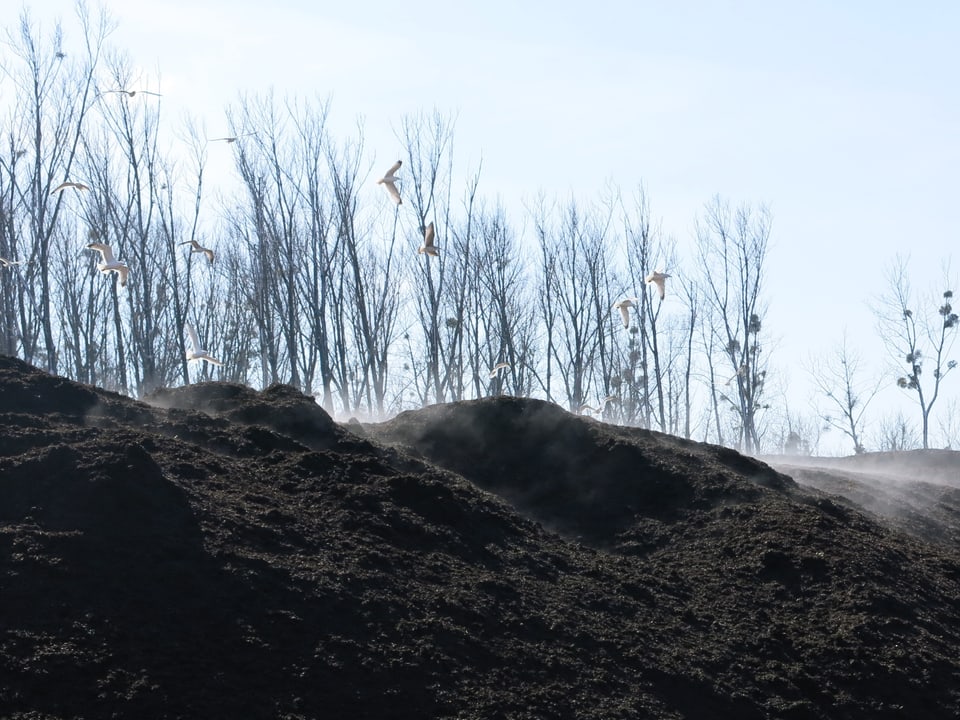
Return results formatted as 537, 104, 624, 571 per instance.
764, 453, 960, 549
2, 355, 960, 719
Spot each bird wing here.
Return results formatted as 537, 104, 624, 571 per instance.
618, 303, 630, 328
488, 362, 508, 378
645, 273, 666, 299
86, 243, 110, 263
203, 248, 215, 264
185, 322, 201, 352
50, 182, 71, 194
116, 265, 129, 287
200, 353, 224, 367
382, 180, 402, 205
384, 160, 402, 178
424, 222, 435, 247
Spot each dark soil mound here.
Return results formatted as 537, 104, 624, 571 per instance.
2, 357, 960, 719
365, 396, 796, 550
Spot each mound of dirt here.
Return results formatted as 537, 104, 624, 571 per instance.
2, 356, 960, 719
364, 396, 796, 551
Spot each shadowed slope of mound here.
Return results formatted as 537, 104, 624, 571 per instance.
3, 359, 960, 719
364, 396, 796, 549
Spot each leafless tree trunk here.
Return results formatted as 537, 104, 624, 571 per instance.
614, 185, 678, 430
533, 197, 615, 411
326, 128, 401, 415
695, 196, 772, 452
806, 331, 883, 454
473, 201, 537, 399
876, 257, 958, 449
401, 110, 455, 404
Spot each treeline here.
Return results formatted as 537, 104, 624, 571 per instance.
1, 6, 955, 453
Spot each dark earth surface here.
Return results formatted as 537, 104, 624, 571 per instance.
1, 355, 959, 719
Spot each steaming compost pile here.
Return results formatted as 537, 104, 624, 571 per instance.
1, 355, 959, 719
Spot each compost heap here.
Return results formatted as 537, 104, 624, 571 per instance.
1, 355, 959, 719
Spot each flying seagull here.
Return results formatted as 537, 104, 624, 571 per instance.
0, 257, 26, 268
208, 133, 256, 144
180, 239, 215, 264
99, 89, 162, 98
489, 361, 510, 378
613, 297, 638, 329
645, 270, 671, 300
51, 181, 90, 195
418, 222, 438, 256
377, 160, 402, 205
86, 242, 129, 287
184, 322, 224, 366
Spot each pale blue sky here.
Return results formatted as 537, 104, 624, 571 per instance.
17, 0, 960, 450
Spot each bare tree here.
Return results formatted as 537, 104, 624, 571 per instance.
806, 331, 883, 454
677, 277, 700, 440
227, 91, 342, 391
695, 196, 772, 452
87, 51, 175, 395
326, 127, 402, 415
533, 197, 615, 411
618, 185, 674, 430
876, 257, 958, 449
401, 110, 455, 404
472, 200, 537, 399
156, 117, 208, 386
1, 4, 112, 372
937, 398, 960, 450
874, 411, 920, 452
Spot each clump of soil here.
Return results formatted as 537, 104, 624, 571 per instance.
2, 356, 959, 719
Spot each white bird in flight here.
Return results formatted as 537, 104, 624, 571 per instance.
419, 222, 438, 256
489, 361, 510, 378
377, 160, 402, 205
208, 133, 256, 144
180, 239, 215, 264
645, 270, 671, 300
613, 297, 638, 329
86, 242, 129, 287
0, 257, 27, 268
99, 89, 162, 98
51, 181, 90, 195
184, 322, 223, 366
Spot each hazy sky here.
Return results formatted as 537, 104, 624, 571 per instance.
17, 0, 960, 451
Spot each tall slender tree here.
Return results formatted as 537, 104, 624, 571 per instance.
876, 257, 958, 449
